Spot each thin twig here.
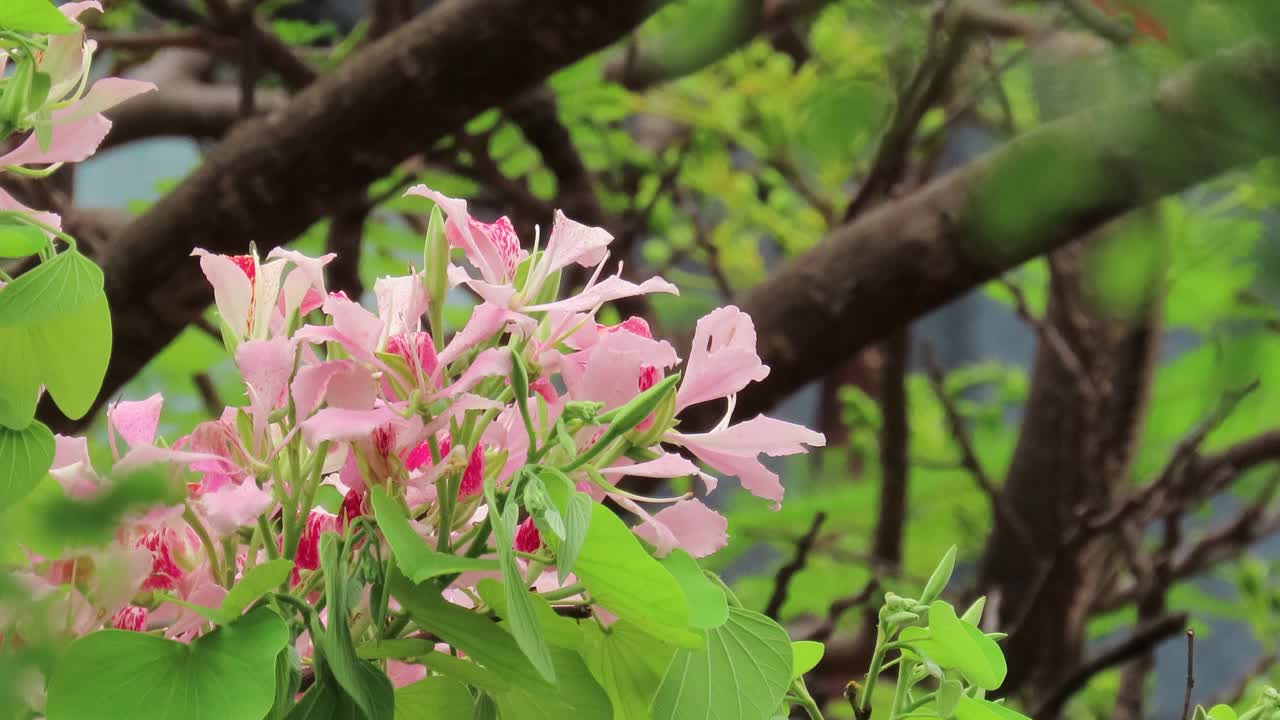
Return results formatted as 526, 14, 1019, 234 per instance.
920, 341, 1033, 550
764, 511, 827, 619
192, 372, 220, 418
1182, 629, 1196, 720
804, 577, 881, 645
1031, 613, 1187, 719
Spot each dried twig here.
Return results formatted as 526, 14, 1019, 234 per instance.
764, 511, 827, 619
803, 577, 881, 645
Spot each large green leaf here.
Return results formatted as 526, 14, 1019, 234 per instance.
486, 490, 555, 682
650, 608, 792, 720
0, 249, 104, 327
46, 606, 290, 720
494, 647, 612, 720
659, 551, 727, 630
926, 601, 1007, 691
583, 621, 676, 720
394, 677, 475, 719
542, 480, 694, 645
369, 486, 498, 581
0, 0, 77, 34
33, 292, 112, 420
0, 419, 53, 505
0, 251, 111, 425
390, 570, 550, 686
317, 535, 394, 720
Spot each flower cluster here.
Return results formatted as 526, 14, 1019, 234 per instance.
11, 183, 823, 660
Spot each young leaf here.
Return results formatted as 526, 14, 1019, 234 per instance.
0, 220, 46, 258
920, 545, 957, 605
651, 608, 793, 720
791, 640, 825, 680
557, 490, 592, 584
926, 601, 1008, 691
394, 677, 475, 719
46, 606, 290, 720
486, 491, 556, 683
476, 578, 584, 650
0, 419, 53, 505
369, 486, 498, 581
493, 647, 612, 720
317, 535, 395, 720
936, 678, 965, 717
660, 550, 728, 630
420, 651, 510, 694
1207, 705, 1239, 720
0, 0, 78, 34
215, 558, 295, 624
960, 596, 987, 626
953, 696, 1033, 720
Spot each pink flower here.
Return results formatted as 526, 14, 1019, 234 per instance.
293, 511, 337, 584
338, 488, 367, 529
403, 186, 526, 287
667, 416, 825, 509
675, 306, 770, 413
514, 517, 542, 553
458, 445, 485, 499
0, 4, 156, 169
111, 606, 148, 632
632, 499, 729, 558
135, 528, 193, 592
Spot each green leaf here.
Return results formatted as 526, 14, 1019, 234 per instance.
1207, 705, 1239, 720
46, 606, 290, 720
926, 601, 1008, 691
0, 220, 46, 258
659, 550, 727, 630
476, 578, 584, 651
494, 647, 612, 720
920, 545, 957, 605
35, 291, 112, 420
542, 480, 695, 645
651, 608, 793, 720
390, 570, 551, 686
0, 419, 52, 505
215, 559, 294, 624
557, 490, 592, 584
583, 621, 675, 720
0, 251, 111, 424
485, 493, 556, 682
356, 638, 434, 660
317, 535, 395, 720
420, 651, 510, 694
369, 486, 498, 581
953, 696, 1033, 720
394, 677, 475, 719
791, 640, 824, 680
936, 679, 964, 718
0, 0, 77, 34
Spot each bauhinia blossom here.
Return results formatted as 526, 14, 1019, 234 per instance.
5, 185, 824, 716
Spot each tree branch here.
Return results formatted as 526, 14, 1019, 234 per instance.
728, 43, 1280, 423
39, 0, 661, 432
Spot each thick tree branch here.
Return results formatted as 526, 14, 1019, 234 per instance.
729, 44, 1280, 423
41, 0, 659, 431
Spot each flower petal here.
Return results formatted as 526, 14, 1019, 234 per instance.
632, 499, 729, 558
675, 306, 770, 412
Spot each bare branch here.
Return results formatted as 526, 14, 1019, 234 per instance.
764, 511, 827, 620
